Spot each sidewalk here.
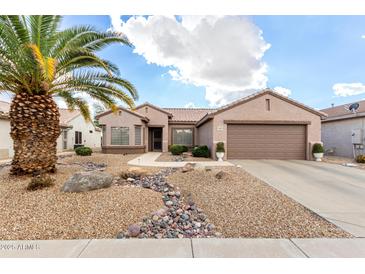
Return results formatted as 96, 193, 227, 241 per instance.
128, 152, 234, 168
1, 238, 365, 258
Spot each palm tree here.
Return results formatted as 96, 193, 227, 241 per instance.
0, 15, 138, 175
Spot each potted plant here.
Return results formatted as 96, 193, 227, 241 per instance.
216, 142, 225, 162
312, 143, 324, 161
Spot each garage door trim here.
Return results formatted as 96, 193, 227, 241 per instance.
226, 121, 308, 160
224, 120, 311, 125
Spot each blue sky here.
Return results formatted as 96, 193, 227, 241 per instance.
3, 15, 364, 111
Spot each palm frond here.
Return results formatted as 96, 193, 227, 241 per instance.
0, 15, 138, 117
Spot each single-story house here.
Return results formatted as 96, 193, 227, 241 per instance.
0, 100, 101, 160
96, 89, 326, 160
321, 100, 365, 158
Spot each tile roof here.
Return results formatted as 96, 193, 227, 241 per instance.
321, 100, 365, 119
163, 108, 215, 122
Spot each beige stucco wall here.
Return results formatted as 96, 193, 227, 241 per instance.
0, 119, 13, 160
211, 93, 322, 160
197, 119, 213, 152
98, 110, 146, 148
322, 118, 365, 158
136, 106, 169, 152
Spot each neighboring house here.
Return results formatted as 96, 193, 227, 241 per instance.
321, 100, 365, 158
0, 101, 101, 160
96, 89, 326, 160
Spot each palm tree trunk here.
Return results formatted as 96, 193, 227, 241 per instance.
9, 93, 61, 175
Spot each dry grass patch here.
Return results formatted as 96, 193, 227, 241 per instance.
0, 153, 163, 240
167, 166, 351, 238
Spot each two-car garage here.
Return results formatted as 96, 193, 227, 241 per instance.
226, 123, 307, 160
196, 89, 325, 161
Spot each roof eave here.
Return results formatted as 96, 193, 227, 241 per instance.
322, 112, 365, 123
135, 103, 173, 117
195, 114, 213, 127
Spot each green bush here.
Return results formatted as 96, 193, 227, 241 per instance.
182, 145, 188, 152
75, 146, 93, 156
170, 144, 185, 155
216, 142, 225, 153
27, 174, 55, 191
192, 145, 210, 158
312, 143, 324, 154
356, 155, 365, 163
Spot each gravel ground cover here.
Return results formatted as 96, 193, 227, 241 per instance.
156, 152, 213, 162
0, 154, 163, 240
323, 156, 365, 170
167, 166, 351, 238
117, 168, 218, 239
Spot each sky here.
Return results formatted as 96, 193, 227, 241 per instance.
2, 15, 365, 111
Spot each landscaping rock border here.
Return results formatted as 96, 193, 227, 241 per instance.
117, 168, 219, 239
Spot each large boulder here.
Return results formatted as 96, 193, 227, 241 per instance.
62, 171, 113, 192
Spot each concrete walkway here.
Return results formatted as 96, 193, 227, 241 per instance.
1, 238, 365, 258
231, 160, 365, 237
128, 152, 233, 167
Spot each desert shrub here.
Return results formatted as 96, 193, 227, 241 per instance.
312, 143, 324, 154
192, 145, 210, 158
27, 174, 55, 191
170, 144, 185, 155
356, 155, 365, 163
75, 146, 92, 156
182, 145, 188, 152
216, 142, 225, 153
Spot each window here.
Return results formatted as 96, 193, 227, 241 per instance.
75, 131, 82, 145
135, 126, 142, 145
172, 128, 193, 146
266, 99, 271, 111
111, 127, 129, 145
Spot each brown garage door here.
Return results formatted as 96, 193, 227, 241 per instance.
227, 124, 306, 160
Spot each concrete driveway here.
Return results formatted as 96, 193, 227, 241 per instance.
230, 160, 365, 237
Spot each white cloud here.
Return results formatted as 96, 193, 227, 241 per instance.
184, 102, 196, 108
362, 35, 365, 39
333, 83, 365, 97
273, 86, 291, 97
109, 14, 123, 32
111, 15, 271, 106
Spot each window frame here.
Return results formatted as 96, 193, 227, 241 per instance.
135, 126, 142, 146
111, 127, 129, 145
75, 131, 82, 145
171, 127, 194, 146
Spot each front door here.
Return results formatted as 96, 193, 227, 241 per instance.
149, 128, 162, 151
